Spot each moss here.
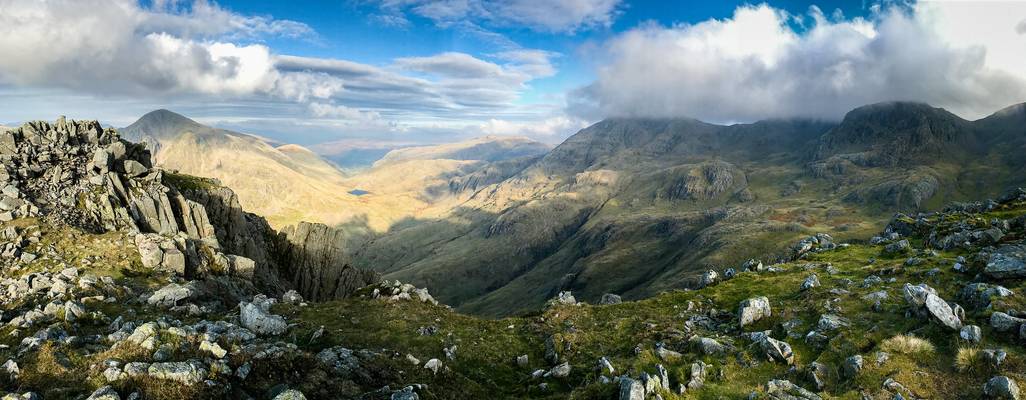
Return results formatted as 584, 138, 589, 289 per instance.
163, 172, 219, 191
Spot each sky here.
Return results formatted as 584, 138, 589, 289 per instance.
0, 0, 1024, 151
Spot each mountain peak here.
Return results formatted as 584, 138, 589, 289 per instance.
122, 109, 208, 142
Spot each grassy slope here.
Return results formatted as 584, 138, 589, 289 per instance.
282, 200, 1026, 399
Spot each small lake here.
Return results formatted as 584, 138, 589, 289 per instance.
349, 189, 371, 196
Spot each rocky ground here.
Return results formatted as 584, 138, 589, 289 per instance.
1, 118, 1025, 399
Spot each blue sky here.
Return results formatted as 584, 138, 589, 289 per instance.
0, 0, 1024, 154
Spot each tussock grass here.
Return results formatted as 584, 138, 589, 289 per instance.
954, 347, 986, 373
880, 335, 936, 355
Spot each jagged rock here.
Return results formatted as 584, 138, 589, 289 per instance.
807, 362, 828, 391
600, 293, 622, 304
990, 312, 1025, 333
684, 361, 707, 391
841, 355, 863, 378
884, 240, 911, 255
656, 364, 669, 390
147, 282, 197, 307
424, 359, 443, 375
545, 362, 571, 378
200, 340, 227, 359
698, 270, 718, 287
961, 325, 983, 343
3, 359, 19, 379
801, 274, 820, 291
962, 283, 1014, 309
982, 349, 1008, 368
391, 387, 419, 400
657, 344, 685, 360
759, 336, 795, 365
642, 372, 661, 393
619, 377, 644, 400
739, 296, 772, 328
281, 290, 304, 304
766, 379, 822, 400
272, 389, 307, 400
85, 386, 120, 400
817, 314, 849, 331
689, 337, 725, 355
239, 296, 287, 335
984, 376, 1020, 400
544, 335, 560, 365
598, 357, 615, 374
903, 283, 961, 330
276, 222, 382, 301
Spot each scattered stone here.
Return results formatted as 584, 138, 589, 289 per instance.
990, 312, 1025, 333
424, 359, 442, 375
841, 355, 863, 378
739, 296, 772, 328
272, 389, 307, 400
619, 377, 644, 400
599, 293, 622, 305
961, 325, 983, 343
759, 336, 795, 365
801, 274, 820, 291
883, 240, 910, 255
86, 386, 120, 400
239, 296, 287, 335
983, 376, 1020, 400
546, 362, 571, 378
766, 379, 822, 400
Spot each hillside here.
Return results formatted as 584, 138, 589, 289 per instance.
338, 102, 1026, 317
120, 110, 361, 228
121, 112, 552, 233
1, 116, 1024, 399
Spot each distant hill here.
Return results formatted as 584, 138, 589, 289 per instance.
340, 101, 1026, 316
374, 135, 550, 167
121, 111, 549, 232
121, 110, 361, 228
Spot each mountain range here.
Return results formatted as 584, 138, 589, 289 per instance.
0, 106, 1025, 400
123, 102, 1026, 317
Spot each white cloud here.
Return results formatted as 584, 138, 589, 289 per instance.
477, 116, 589, 138
374, 0, 622, 33
571, 3, 1026, 122
0, 0, 564, 141
0, 0, 302, 97
309, 102, 382, 121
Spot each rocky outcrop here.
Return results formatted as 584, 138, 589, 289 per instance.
662, 161, 745, 201
277, 222, 381, 301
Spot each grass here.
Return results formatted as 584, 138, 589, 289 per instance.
880, 335, 936, 356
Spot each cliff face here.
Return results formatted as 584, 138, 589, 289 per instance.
277, 222, 381, 301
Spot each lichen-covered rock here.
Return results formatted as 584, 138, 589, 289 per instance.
983, 376, 1020, 400
739, 296, 772, 328
759, 336, 795, 365
985, 246, 1026, 279
147, 361, 207, 384
990, 312, 1025, 333
619, 377, 644, 400
239, 296, 287, 335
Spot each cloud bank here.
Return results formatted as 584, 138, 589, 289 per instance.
374, 0, 623, 33
0, 0, 570, 139
570, 2, 1026, 122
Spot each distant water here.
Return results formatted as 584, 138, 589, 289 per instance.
349, 189, 370, 196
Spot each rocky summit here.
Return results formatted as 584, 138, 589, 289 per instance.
0, 116, 1024, 399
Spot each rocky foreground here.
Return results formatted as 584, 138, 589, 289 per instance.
0, 118, 1025, 399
